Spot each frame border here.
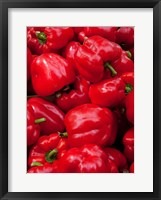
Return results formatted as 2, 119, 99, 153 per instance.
0, 0, 161, 199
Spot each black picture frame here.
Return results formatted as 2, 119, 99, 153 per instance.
0, 0, 161, 199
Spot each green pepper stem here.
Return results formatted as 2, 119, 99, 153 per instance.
35, 32, 47, 44
104, 62, 117, 77
31, 162, 43, 167
125, 84, 133, 94
45, 148, 58, 163
58, 132, 68, 138
35, 118, 46, 124
126, 51, 132, 59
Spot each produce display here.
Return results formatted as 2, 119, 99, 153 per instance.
27, 27, 134, 173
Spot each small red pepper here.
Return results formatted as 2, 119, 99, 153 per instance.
121, 72, 134, 94
65, 104, 117, 147
27, 105, 46, 146
27, 48, 33, 81
103, 147, 128, 172
78, 27, 117, 42
116, 27, 134, 49
123, 127, 134, 163
89, 77, 126, 108
129, 162, 134, 173
58, 144, 111, 173
31, 53, 76, 96
27, 27, 74, 55
125, 90, 134, 124
55, 76, 91, 112
28, 97, 65, 135
28, 132, 68, 167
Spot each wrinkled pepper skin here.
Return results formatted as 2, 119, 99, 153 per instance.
31, 53, 76, 96
27, 27, 74, 55
65, 104, 117, 147
58, 144, 111, 173
129, 162, 134, 173
28, 97, 65, 135
125, 90, 134, 124
28, 162, 58, 173
116, 27, 134, 49
27, 48, 33, 81
123, 127, 134, 163
56, 76, 91, 112
89, 77, 126, 108
28, 132, 69, 167
103, 147, 128, 172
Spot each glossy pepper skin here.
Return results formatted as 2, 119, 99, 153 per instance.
78, 27, 117, 42
125, 90, 134, 124
58, 144, 111, 173
123, 127, 134, 163
28, 97, 65, 135
28, 132, 68, 167
55, 76, 91, 112
27, 48, 33, 81
89, 77, 126, 108
103, 147, 128, 172
65, 104, 117, 148
27, 27, 74, 55
28, 162, 59, 173
31, 53, 76, 96
116, 27, 134, 49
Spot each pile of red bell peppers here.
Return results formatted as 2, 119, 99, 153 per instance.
27, 27, 134, 173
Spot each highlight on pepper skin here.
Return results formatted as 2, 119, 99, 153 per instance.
27, 26, 134, 173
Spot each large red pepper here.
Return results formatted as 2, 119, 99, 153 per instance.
125, 90, 134, 124
116, 27, 134, 49
27, 27, 74, 55
78, 27, 117, 42
28, 132, 68, 167
89, 77, 126, 108
27, 48, 33, 81
58, 144, 111, 173
103, 147, 128, 172
75, 35, 122, 83
123, 127, 134, 163
27, 105, 46, 146
28, 97, 65, 135
55, 76, 91, 112
31, 53, 76, 96
65, 104, 117, 147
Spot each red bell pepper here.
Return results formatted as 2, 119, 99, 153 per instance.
116, 27, 134, 49
65, 104, 117, 147
129, 162, 134, 173
28, 132, 68, 167
27, 27, 74, 55
58, 144, 111, 173
55, 76, 90, 112
123, 127, 134, 163
31, 53, 76, 96
27, 105, 46, 146
89, 77, 126, 108
121, 72, 134, 94
103, 147, 128, 172
125, 90, 134, 124
28, 97, 65, 135
27, 48, 33, 81
78, 27, 117, 42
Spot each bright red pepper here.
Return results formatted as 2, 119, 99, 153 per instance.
58, 144, 111, 173
28, 132, 68, 167
55, 76, 91, 112
89, 77, 126, 108
125, 90, 134, 124
129, 162, 134, 173
78, 27, 117, 42
27, 27, 74, 55
121, 72, 134, 93
27, 48, 33, 81
28, 97, 65, 135
31, 53, 76, 96
116, 27, 134, 49
27, 105, 45, 146
103, 147, 128, 172
123, 127, 134, 163
65, 104, 117, 147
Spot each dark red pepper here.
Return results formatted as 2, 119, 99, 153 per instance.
129, 162, 134, 173
125, 90, 134, 124
55, 76, 91, 112
123, 127, 134, 163
27, 48, 33, 81
27, 27, 74, 55
28, 132, 68, 167
89, 77, 126, 108
31, 53, 76, 96
65, 104, 117, 147
28, 97, 65, 135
